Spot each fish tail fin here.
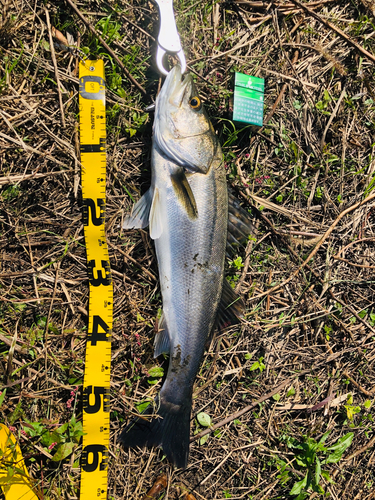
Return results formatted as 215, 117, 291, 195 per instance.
119, 397, 191, 469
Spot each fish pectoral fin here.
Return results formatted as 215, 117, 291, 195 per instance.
149, 188, 163, 239
123, 188, 153, 230
171, 170, 198, 220
154, 313, 170, 357
227, 191, 257, 255
216, 279, 245, 331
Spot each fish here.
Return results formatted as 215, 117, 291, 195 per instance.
120, 65, 254, 469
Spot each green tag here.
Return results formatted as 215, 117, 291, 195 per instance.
233, 72, 265, 127
235, 73, 265, 93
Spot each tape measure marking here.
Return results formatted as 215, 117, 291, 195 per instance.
79, 60, 112, 500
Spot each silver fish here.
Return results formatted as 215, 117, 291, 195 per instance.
120, 66, 253, 468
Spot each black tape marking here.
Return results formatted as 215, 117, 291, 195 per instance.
83, 385, 110, 414
81, 444, 108, 472
88, 315, 111, 346
79, 75, 105, 101
87, 260, 112, 287
83, 198, 105, 226
81, 137, 106, 153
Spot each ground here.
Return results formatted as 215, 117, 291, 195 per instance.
1, 0, 375, 499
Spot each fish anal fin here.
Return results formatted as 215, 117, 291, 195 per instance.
123, 188, 153, 230
154, 314, 170, 358
171, 169, 198, 220
149, 188, 163, 239
216, 279, 245, 331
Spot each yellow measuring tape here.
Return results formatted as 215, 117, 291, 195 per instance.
79, 60, 112, 499
0, 60, 111, 500
0, 424, 39, 499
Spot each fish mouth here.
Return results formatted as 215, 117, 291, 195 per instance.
160, 66, 193, 109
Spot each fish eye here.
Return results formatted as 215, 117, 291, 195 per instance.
189, 96, 202, 110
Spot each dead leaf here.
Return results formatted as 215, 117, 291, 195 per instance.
142, 474, 167, 500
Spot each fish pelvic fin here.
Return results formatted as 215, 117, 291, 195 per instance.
119, 396, 192, 469
154, 313, 170, 357
123, 188, 153, 230
149, 188, 164, 239
171, 169, 198, 220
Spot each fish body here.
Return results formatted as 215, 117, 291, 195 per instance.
121, 66, 250, 468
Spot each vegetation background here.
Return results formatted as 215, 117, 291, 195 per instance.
1, 0, 375, 498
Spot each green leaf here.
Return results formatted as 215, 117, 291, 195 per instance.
318, 431, 330, 447
327, 432, 354, 451
295, 492, 309, 500
40, 430, 63, 448
136, 401, 151, 413
200, 434, 209, 445
290, 472, 308, 495
323, 432, 354, 463
70, 420, 84, 442
344, 405, 361, 420
286, 436, 304, 450
197, 412, 212, 427
0, 389, 6, 407
364, 400, 372, 409
358, 309, 368, 319
295, 455, 308, 467
321, 470, 334, 483
315, 456, 321, 486
286, 386, 295, 397
52, 442, 75, 461
23, 421, 44, 438
148, 366, 164, 378
272, 393, 281, 401
324, 450, 343, 464
56, 422, 69, 434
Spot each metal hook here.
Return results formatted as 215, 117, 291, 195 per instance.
154, 0, 187, 75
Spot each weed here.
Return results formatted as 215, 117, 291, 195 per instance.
249, 357, 265, 374
315, 89, 332, 114
276, 431, 353, 498
194, 412, 212, 445
147, 365, 164, 385
22, 415, 84, 463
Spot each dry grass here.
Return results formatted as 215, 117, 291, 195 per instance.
1, 0, 375, 499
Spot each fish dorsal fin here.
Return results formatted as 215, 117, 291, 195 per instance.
123, 188, 153, 230
149, 188, 163, 239
227, 192, 256, 255
216, 279, 245, 331
154, 313, 170, 357
171, 169, 198, 220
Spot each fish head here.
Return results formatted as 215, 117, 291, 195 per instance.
154, 66, 218, 173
